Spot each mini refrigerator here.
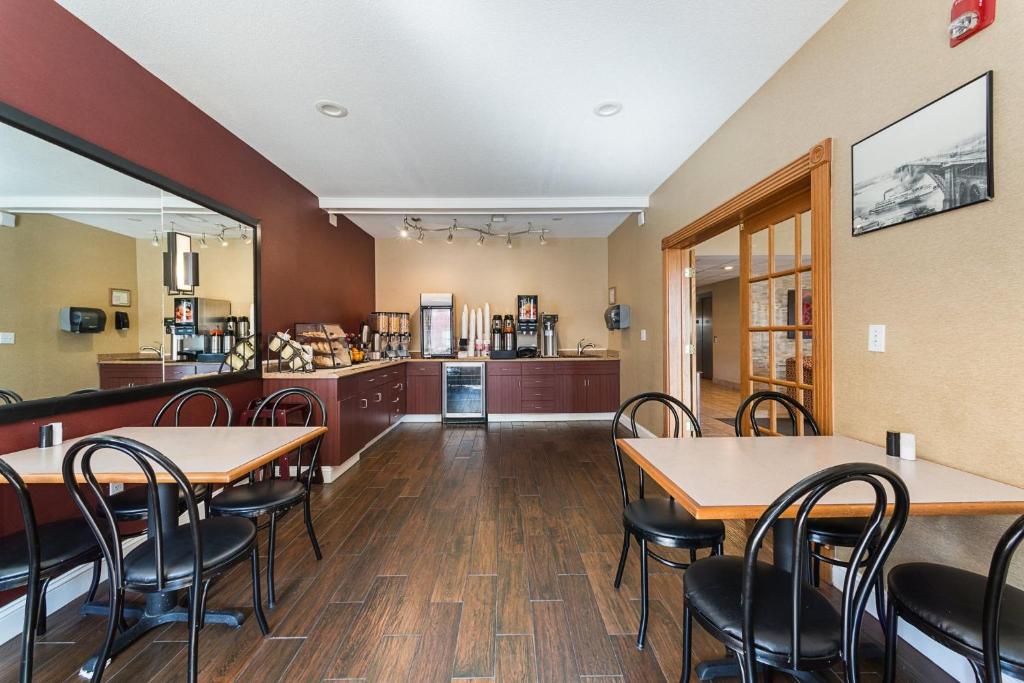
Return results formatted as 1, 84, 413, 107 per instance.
442, 361, 486, 422
420, 292, 455, 358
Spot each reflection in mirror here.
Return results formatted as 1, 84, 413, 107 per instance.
0, 121, 255, 406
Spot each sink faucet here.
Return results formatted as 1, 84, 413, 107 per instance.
140, 342, 163, 357
577, 338, 597, 356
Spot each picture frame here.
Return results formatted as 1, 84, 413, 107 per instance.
851, 71, 993, 237
110, 288, 131, 307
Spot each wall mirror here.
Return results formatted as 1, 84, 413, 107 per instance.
0, 104, 258, 420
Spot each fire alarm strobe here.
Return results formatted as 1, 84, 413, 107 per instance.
949, 0, 996, 47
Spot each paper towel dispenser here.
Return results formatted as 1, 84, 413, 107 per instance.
59, 307, 107, 333
604, 304, 630, 330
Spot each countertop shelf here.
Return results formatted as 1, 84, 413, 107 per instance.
261, 354, 619, 380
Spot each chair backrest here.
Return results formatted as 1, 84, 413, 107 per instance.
983, 514, 1024, 683
153, 386, 234, 427
0, 389, 23, 404
611, 392, 701, 507
0, 459, 40, 590
62, 436, 203, 592
739, 462, 909, 681
734, 390, 819, 437
250, 387, 326, 487
67, 388, 99, 395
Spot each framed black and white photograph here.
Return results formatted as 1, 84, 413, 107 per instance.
852, 71, 993, 236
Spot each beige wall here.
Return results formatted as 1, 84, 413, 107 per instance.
0, 214, 143, 398
608, 0, 1024, 583
136, 239, 255, 349
697, 278, 741, 386
375, 237, 609, 351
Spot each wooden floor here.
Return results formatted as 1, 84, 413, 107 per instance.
698, 379, 741, 438
0, 421, 951, 682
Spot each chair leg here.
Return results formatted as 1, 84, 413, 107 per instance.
186, 583, 203, 683
680, 603, 692, 683
86, 559, 102, 603
198, 579, 211, 630
203, 487, 213, 518
613, 529, 630, 589
91, 586, 124, 683
20, 574, 41, 683
636, 537, 649, 650
267, 512, 278, 608
303, 495, 322, 561
250, 545, 271, 635
874, 570, 887, 635
810, 542, 822, 587
35, 578, 50, 636
883, 599, 899, 683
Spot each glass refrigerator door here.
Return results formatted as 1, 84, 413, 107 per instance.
421, 307, 453, 357
444, 364, 484, 417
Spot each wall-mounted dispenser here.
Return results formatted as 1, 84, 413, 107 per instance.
59, 307, 107, 333
605, 304, 631, 330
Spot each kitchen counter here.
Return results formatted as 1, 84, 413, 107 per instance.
261, 353, 618, 380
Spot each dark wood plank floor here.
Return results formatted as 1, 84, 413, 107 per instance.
0, 421, 952, 682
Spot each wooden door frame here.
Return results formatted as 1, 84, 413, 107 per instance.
662, 139, 834, 434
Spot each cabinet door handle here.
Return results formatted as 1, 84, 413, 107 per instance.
392, 397, 400, 403
375, 392, 383, 402
360, 398, 368, 408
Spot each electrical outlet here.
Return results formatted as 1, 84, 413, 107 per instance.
0, 332, 13, 344
868, 324, 886, 352
640, 329, 647, 342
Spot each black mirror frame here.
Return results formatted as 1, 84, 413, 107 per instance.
0, 100, 262, 425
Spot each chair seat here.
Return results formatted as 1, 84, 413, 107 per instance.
889, 563, 1024, 668
109, 484, 209, 519
210, 479, 306, 516
807, 517, 869, 546
623, 497, 725, 548
684, 555, 842, 662
0, 517, 101, 589
124, 517, 255, 587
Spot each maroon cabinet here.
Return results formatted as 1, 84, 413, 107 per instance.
487, 375, 522, 413
98, 362, 163, 390
407, 362, 442, 414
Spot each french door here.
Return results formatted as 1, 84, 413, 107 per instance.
739, 191, 817, 435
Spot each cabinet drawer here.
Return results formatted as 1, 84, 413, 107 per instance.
521, 375, 556, 388
521, 399, 557, 413
521, 387, 554, 401
358, 371, 388, 392
565, 360, 620, 375
407, 362, 441, 376
487, 362, 522, 376
520, 361, 559, 375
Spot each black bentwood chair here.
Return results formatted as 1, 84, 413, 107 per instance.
0, 388, 23, 404
682, 462, 910, 683
884, 514, 1024, 683
210, 387, 325, 607
736, 390, 887, 624
108, 387, 233, 522
0, 459, 104, 683
63, 435, 269, 683
612, 392, 726, 649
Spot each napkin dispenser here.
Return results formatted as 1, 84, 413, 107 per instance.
59, 307, 107, 333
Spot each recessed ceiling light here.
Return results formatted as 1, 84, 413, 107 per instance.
491, 215, 506, 223
594, 101, 623, 117
551, 216, 563, 221
723, 265, 735, 271
315, 100, 348, 118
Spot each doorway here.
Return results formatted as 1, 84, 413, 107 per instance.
661, 139, 834, 435
695, 294, 713, 381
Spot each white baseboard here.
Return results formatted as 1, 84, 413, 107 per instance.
401, 414, 442, 423
488, 412, 614, 422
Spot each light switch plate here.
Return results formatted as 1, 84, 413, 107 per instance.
868, 324, 886, 352
640, 329, 647, 342
0, 332, 14, 344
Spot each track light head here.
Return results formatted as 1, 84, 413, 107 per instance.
506, 234, 513, 249
477, 233, 485, 246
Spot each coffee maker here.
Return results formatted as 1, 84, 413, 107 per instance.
515, 294, 539, 357
540, 313, 559, 358
171, 296, 230, 360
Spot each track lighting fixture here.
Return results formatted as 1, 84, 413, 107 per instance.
399, 225, 409, 238
241, 228, 252, 245
218, 231, 228, 247
539, 231, 547, 245
416, 229, 424, 243
506, 234, 513, 248
199, 233, 208, 248
447, 227, 455, 244
150, 231, 161, 247
477, 233, 485, 246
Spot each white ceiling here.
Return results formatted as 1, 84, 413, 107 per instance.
55, 0, 846, 237
0, 123, 245, 239
351, 212, 628, 239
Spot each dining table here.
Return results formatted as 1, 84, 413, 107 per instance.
615, 434, 1024, 681
0, 424, 327, 678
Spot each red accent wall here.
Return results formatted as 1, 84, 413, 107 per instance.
0, 0, 375, 601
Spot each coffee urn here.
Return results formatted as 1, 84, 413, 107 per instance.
540, 313, 559, 358
502, 315, 516, 352
491, 315, 504, 352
